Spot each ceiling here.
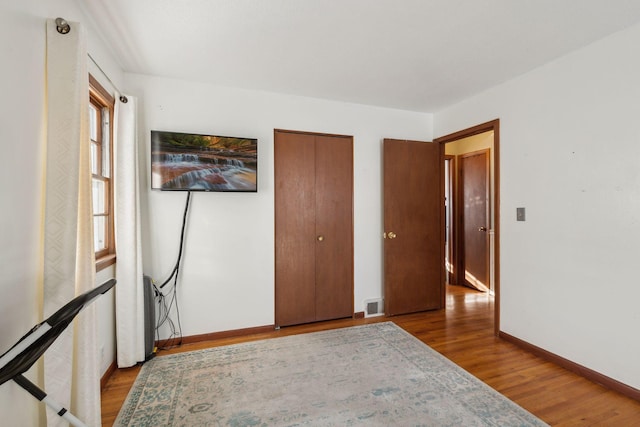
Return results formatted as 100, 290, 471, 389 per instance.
80, 0, 640, 113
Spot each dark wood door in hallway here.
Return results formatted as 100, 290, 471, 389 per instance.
461, 149, 490, 292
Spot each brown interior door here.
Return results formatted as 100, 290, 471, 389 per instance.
275, 131, 316, 326
461, 150, 490, 292
314, 135, 354, 321
275, 130, 354, 327
384, 139, 444, 316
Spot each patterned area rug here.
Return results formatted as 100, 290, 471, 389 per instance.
115, 322, 548, 426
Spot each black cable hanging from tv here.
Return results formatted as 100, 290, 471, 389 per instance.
154, 191, 191, 350
160, 191, 191, 289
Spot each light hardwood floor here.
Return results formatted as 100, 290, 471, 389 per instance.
101, 285, 640, 426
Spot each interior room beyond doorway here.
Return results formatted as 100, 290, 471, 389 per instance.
444, 131, 495, 295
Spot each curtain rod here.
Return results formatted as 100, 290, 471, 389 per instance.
88, 53, 128, 103
55, 17, 128, 103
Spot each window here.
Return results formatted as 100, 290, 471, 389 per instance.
89, 75, 116, 270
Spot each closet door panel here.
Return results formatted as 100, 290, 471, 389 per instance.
314, 135, 354, 321
275, 132, 316, 326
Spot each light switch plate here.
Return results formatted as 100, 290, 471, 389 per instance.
516, 207, 526, 221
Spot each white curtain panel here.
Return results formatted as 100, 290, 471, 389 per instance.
44, 19, 99, 426
114, 94, 146, 367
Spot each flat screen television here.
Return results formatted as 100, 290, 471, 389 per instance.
151, 130, 257, 192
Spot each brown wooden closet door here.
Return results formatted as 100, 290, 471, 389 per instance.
275, 130, 354, 327
314, 135, 354, 321
275, 132, 316, 326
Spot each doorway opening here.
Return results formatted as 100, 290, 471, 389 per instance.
435, 120, 500, 335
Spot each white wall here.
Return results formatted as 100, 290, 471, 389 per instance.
0, 1, 122, 424
125, 74, 432, 336
435, 23, 640, 390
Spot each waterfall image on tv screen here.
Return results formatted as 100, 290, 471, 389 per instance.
151, 130, 257, 192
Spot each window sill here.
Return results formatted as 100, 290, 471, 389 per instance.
96, 253, 116, 272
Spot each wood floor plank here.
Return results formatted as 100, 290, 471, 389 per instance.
101, 285, 640, 426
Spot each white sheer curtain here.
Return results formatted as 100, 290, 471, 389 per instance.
114, 94, 146, 367
43, 19, 100, 426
